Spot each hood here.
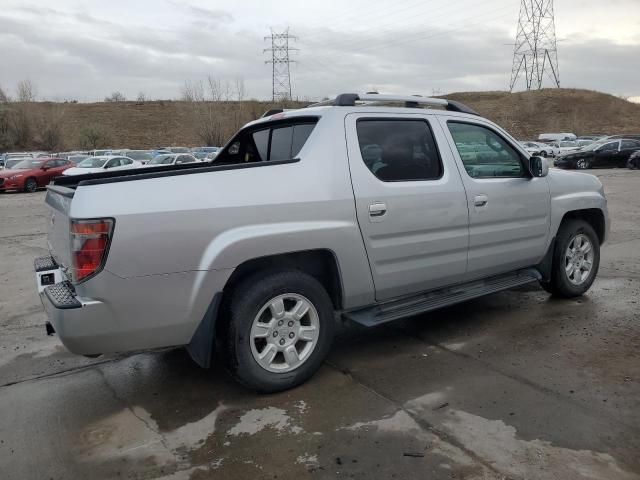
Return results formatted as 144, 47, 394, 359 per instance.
63, 167, 104, 176
547, 167, 604, 197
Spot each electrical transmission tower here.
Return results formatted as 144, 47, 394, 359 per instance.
509, 0, 560, 92
264, 28, 297, 101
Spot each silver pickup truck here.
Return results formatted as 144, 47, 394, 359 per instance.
35, 93, 609, 392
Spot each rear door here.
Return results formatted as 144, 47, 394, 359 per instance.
346, 113, 469, 301
440, 117, 551, 280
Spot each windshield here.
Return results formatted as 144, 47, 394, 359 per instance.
169, 147, 189, 153
560, 142, 577, 147
78, 158, 107, 168
580, 141, 606, 152
11, 159, 44, 169
149, 155, 174, 165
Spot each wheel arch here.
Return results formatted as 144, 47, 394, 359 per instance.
559, 208, 606, 245
221, 249, 344, 311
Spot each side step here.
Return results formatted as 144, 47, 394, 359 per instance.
343, 268, 541, 327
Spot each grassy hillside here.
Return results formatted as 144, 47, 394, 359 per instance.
3, 89, 639, 151
444, 89, 640, 140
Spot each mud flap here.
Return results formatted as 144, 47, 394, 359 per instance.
186, 293, 221, 368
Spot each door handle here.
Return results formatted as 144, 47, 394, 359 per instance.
369, 202, 387, 217
474, 195, 488, 207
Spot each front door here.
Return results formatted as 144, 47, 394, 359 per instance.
439, 117, 551, 280
346, 113, 470, 301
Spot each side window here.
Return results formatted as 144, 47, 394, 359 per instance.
600, 141, 619, 152
447, 122, 524, 179
270, 127, 294, 161
121, 158, 132, 165
105, 159, 119, 168
215, 119, 318, 165
355, 119, 443, 182
252, 129, 269, 161
621, 140, 638, 149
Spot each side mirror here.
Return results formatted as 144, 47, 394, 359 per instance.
41, 166, 49, 171
529, 156, 549, 177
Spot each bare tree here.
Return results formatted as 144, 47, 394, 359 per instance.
78, 124, 110, 149
34, 106, 66, 151
234, 77, 246, 102
104, 91, 126, 102
136, 92, 147, 103
181, 80, 204, 102
16, 79, 36, 102
0, 84, 9, 103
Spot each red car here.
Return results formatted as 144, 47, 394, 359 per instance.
0, 157, 73, 192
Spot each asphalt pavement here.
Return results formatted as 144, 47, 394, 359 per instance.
1, 169, 638, 479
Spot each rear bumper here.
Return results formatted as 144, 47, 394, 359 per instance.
35, 255, 233, 356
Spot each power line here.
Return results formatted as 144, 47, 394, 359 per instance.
264, 28, 298, 101
509, 0, 560, 91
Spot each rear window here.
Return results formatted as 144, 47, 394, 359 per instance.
215, 118, 318, 165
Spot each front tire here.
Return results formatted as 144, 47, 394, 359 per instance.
223, 270, 335, 392
576, 158, 590, 170
24, 178, 37, 192
540, 219, 600, 298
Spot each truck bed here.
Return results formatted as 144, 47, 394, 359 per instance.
51, 159, 298, 190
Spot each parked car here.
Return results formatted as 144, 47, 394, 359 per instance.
88, 149, 112, 156
144, 153, 200, 167
549, 141, 581, 157
63, 156, 142, 176
35, 92, 609, 392
3, 158, 32, 170
192, 146, 220, 154
626, 150, 640, 169
162, 146, 190, 154
538, 132, 577, 142
555, 139, 640, 169
121, 150, 154, 164
0, 158, 72, 192
600, 134, 640, 141
520, 141, 554, 157
67, 155, 91, 164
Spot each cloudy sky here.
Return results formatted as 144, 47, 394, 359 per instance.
1, 0, 639, 102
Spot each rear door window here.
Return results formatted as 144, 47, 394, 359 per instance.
270, 127, 294, 161
355, 119, 443, 182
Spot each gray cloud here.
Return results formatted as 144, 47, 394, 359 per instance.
0, 1, 638, 101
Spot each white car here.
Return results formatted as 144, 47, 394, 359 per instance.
520, 141, 555, 157
63, 156, 142, 176
549, 141, 581, 157
144, 153, 201, 167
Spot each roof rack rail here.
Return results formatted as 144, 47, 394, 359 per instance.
307, 93, 479, 116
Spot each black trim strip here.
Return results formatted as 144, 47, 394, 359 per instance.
54, 159, 300, 188
46, 184, 76, 198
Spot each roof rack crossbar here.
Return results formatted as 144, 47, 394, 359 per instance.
307, 93, 479, 116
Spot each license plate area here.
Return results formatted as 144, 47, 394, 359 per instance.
36, 268, 64, 293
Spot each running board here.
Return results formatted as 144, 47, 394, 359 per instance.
343, 268, 541, 327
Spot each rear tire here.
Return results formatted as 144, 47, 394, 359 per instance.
24, 178, 37, 193
223, 269, 335, 392
540, 219, 600, 298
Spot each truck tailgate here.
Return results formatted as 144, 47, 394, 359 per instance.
45, 185, 74, 270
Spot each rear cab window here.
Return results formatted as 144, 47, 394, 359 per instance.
215, 117, 318, 165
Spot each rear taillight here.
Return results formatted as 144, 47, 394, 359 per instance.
70, 219, 114, 282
